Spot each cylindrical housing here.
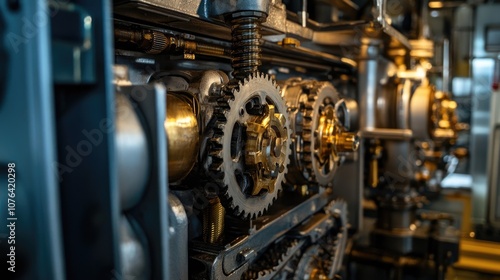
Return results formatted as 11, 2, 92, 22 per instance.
116, 92, 150, 210
165, 94, 199, 183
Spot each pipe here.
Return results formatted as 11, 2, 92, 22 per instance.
358, 38, 381, 130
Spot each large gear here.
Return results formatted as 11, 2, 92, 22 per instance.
281, 79, 358, 187
207, 72, 292, 219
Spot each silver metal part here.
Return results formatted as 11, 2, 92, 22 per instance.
191, 192, 334, 279
488, 57, 500, 227
326, 200, 348, 278
293, 245, 323, 280
288, 200, 348, 280
119, 215, 150, 280
358, 39, 381, 131
410, 84, 431, 140
384, 140, 414, 189
243, 238, 304, 280
211, 0, 271, 16
116, 91, 150, 210
470, 4, 500, 222
336, 98, 359, 132
168, 193, 189, 280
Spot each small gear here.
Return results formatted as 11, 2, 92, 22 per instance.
206, 72, 292, 219
282, 80, 356, 187
325, 200, 348, 278
275, 201, 349, 280
242, 239, 301, 280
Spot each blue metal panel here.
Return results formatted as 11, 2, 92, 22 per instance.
52, 1, 121, 279
0, 0, 64, 279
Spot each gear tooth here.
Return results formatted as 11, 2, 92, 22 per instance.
303, 133, 312, 142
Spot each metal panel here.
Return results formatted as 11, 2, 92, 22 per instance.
473, 4, 500, 59
0, 1, 64, 279
488, 126, 500, 226
470, 58, 494, 223
53, 1, 122, 279
470, 4, 500, 223
487, 57, 500, 226
333, 154, 362, 231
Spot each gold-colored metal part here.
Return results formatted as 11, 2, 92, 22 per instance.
431, 91, 461, 143
246, 104, 288, 196
409, 39, 434, 59
369, 144, 382, 188
202, 197, 225, 244
317, 106, 338, 162
279, 37, 300, 47
454, 238, 500, 276
453, 147, 468, 159
115, 28, 230, 57
310, 268, 329, 280
165, 94, 199, 182
317, 106, 359, 160
183, 53, 195, 60
369, 158, 379, 188
336, 132, 360, 152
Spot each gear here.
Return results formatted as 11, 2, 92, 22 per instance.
207, 72, 292, 219
274, 200, 348, 280
325, 200, 348, 278
286, 234, 343, 280
242, 238, 302, 280
282, 80, 357, 187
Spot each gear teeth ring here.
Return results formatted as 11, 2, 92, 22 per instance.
206, 72, 292, 219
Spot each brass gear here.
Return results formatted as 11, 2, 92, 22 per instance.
207, 72, 291, 219
282, 80, 358, 187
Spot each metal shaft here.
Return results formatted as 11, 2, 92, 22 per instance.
358, 38, 381, 130
229, 12, 266, 80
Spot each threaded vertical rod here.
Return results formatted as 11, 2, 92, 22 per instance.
229, 12, 266, 80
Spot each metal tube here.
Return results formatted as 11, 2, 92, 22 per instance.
360, 128, 413, 140
443, 39, 450, 93
384, 140, 414, 190
358, 39, 381, 130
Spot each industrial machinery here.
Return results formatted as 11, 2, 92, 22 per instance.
1, 0, 498, 280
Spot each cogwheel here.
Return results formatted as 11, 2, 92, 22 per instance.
276, 201, 348, 280
325, 200, 348, 278
242, 239, 302, 280
291, 235, 341, 280
283, 80, 355, 187
207, 72, 292, 219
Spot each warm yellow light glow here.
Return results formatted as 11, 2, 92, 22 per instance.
429, 1, 443, 9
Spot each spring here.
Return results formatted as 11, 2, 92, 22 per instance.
202, 197, 225, 244
230, 14, 265, 80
